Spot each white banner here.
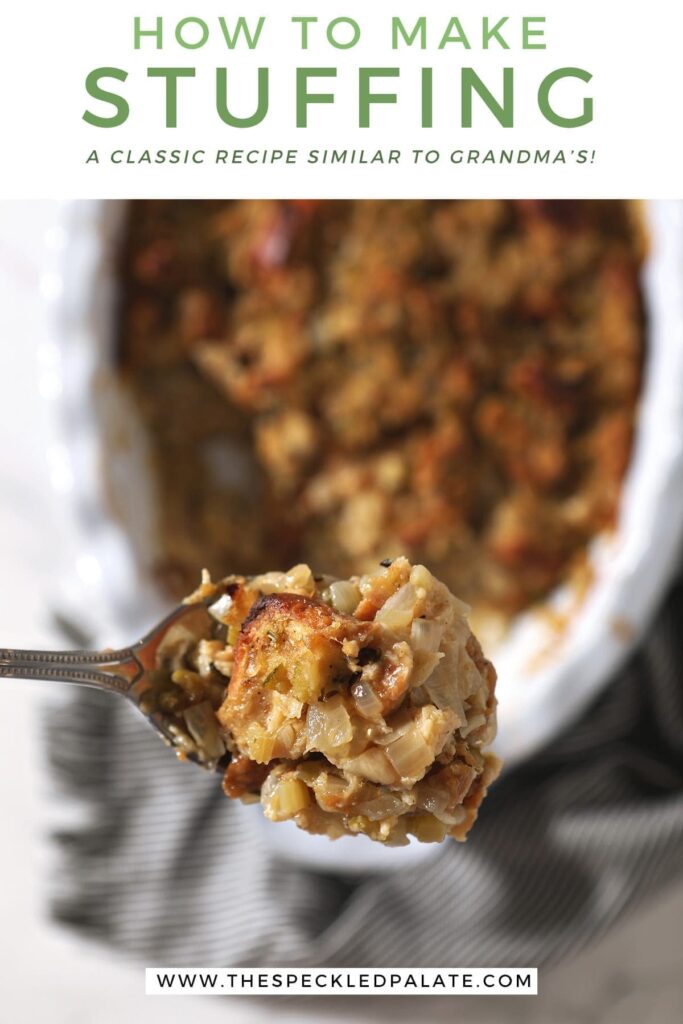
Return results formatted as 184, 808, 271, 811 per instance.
0, 0, 681, 197
145, 966, 538, 995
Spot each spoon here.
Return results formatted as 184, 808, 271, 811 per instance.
0, 599, 232, 772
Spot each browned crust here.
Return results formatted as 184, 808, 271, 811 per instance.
218, 593, 346, 741
239, 591, 338, 639
223, 752, 270, 799
449, 752, 502, 841
228, 593, 342, 703
222, 590, 411, 730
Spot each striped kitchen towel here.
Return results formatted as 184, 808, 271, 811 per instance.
42, 575, 683, 967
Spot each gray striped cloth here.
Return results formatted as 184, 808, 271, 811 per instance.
43, 576, 683, 967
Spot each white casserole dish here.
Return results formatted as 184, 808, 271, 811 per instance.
41, 200, 683, 871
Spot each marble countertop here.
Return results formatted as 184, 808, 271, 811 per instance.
0, 202, 680, 1024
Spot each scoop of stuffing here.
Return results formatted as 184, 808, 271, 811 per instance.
185, 557, 500, 845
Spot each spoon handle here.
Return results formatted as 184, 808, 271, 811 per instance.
0, 646, 143, 695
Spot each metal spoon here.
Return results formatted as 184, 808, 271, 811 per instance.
0, 599, 232, 772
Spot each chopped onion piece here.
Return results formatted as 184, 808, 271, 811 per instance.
250, 729, 276, 763
410, 618, 444, 653
325, 580, 361, 614
410, 652, 443, 688
157, 625, 197, 672
416, 787, 449, 816
208, 593, 234, 623
409, 564, 436, 591
345, 747, 398, 785
166, 723, 196, 755
377, 608, 413, 631
275, 777, 311, 815
408, 813, 448, 843
386, 728, 433, 779
182, 701, 225, 761
460, 712, 486, 738
274, 722, 297, 756
195, 639, 224, 678
272, 692, 304, 721
305, 705, 325, 747
306, 697, 353, 753
260, 770, 280, 806
284, 563, 316, 594
378, 582, 417, 612
312, 772, 351, 811
434, 805, 467, 827
350, 679, 383, 720
458, 646, 484, 700
376, 583, 417, 631
373, 715, 414, 746
424, 649, 466, 724
355, 793, 407, 821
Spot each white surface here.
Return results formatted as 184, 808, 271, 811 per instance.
1, 203, 683, 1023
3, 1, 683, 198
